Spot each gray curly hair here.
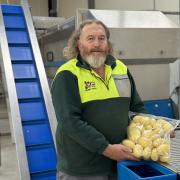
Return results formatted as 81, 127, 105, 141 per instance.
63, 19, 114, 59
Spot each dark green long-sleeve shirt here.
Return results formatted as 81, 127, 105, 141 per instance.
51, 55, 146, 176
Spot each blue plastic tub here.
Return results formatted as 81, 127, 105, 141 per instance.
117, 160, 176, 180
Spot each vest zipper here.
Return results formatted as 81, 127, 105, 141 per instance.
90, 71, 111, 90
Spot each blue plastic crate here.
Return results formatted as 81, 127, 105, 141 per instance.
117, 160, 176, 180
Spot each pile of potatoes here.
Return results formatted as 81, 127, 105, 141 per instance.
122, 115, 173, 163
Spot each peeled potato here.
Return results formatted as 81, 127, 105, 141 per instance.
153, 138, 164, 148
144, 124, 153, 130
143, 147, 151, 160
128, 128, 141, 143
150, 133, 160, 141
133, 116, 143, 123
138, 137, 152, 149
141, 117, 150, 125
163, 123, 173, 134
128, 122, 137, 131
133, 144, 143, 158
157, 119, 167, 125
149, 118, 156, 126
159, 155, 170, 163
157, 144, 170, 156
142, 129, 152, 138
122, 139, 135, 149
151, 148, 159, 161
153, 127, 164, 136
153, 122, 162, 129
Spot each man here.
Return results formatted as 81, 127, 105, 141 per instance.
51, 19, 146, 180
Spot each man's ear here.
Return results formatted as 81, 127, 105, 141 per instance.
77, 40, 80, 49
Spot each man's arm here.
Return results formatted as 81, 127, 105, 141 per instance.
128, 70, 147, 113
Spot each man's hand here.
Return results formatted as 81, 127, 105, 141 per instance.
102, 144, 139, 161
170, 130, 175, 138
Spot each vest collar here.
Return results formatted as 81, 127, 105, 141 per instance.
76, 54, 117, 70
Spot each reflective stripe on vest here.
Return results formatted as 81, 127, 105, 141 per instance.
113, 74, 131, 97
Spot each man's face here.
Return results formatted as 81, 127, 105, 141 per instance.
77, 23, 109, 68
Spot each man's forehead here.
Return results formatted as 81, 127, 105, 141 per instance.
81, 23, 106, 36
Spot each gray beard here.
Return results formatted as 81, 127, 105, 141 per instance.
85, 54, 106, 69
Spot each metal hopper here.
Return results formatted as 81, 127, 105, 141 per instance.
76, 9, 180, 64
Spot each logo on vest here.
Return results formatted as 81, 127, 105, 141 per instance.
84, 81, 96, 91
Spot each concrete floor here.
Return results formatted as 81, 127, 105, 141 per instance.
0, 134, 19, 180
0, 96, 19, 180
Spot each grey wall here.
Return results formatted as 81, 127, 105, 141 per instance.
58, 0, 88, 18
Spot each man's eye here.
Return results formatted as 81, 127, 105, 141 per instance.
99, 37, 106, 41
87, 37, 94, 41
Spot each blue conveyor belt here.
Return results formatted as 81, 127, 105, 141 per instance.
1, 5, 57, 179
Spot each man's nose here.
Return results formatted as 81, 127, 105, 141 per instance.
93, 39, 100, 47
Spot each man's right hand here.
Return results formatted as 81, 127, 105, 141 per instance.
102, 144, 139, 161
